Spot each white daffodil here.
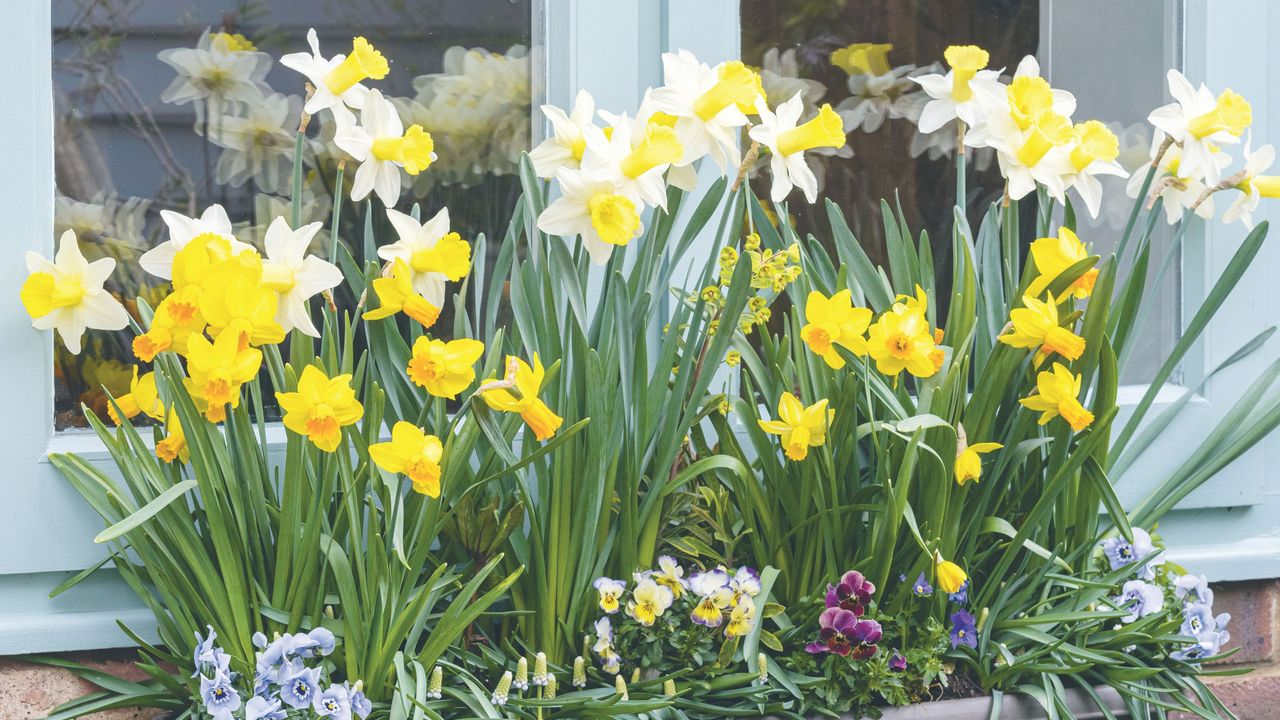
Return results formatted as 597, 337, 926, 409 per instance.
978, 73, 1077, 200
1148, 69, 1251, 185
332, 89, 436, 207
581, 114, 682, 210
280, 29, 389, 114
21, 230, 129, 354
760, 47, 826, 113
529, 88, 597, 178
749, 94, 847, 203
258, 217, 343, 336
54, 192, 112, 239
207, 92, 301, 193
157, 30, 271, 120
1126, 137, 1228, 224
1054, 120, 1128, 219
537, 168, 645, 265
377, 207, 471, 306
139, 204, 253, 279
830, 43, 923, 133
1223, 137, 1278, 229
911, 45, 1003, 135
647, 50, 763, 172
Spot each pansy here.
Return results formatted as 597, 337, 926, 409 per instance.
192, 626, 230, 677
825, 570, 875, 616
724, 595, 757, 639
653, 555, 687, 599
950, 610, 978, 649
530, 89, 597, 178
1101, 527, 1165, 581
200, 671, 242, 720
245, 695, 287, 720
729, 567, 762, 606
332, 89, 436, 206
805, 607, 881, 658
592, 617, 621, 674
1116, 579, 1164, 623
312, 684, 352, 719
259, 217, 343, 337
948, 580, 970, 605
20, 230, 129, 354
593, 576, 627, 614
1148, 69, 1250, 184
648, 50, 763, 172
626, 576, 675, 626
280, 29, 389, 113
911, 572, 932, 596
280, 662, 323, 709
377, 207, 472, 307
1174, 574, 1214, 606
749, 94, 846, 203
888, 649, 907, 672
688, 569, 733, 627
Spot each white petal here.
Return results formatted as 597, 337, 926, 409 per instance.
537, 196, 590, 237
350, 160, 376, 202
385, 208, 425, 248
139, 242, 179, 279
80, 292, 130, 331
373, 163, 402, 207
917, 100, 955, 135
293, 257, 344, 298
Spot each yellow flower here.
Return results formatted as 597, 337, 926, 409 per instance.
20, 230, 129, 354
276, 365, 365, 452
406, 337, 485, 399
800, 289, 872, 369
627, 577, 674, 627
107, 367, 165, 425
155, 412, 188, 464
776, 104, 846, 157
934, 553, 968, 594
133, 286, 207, 361
724, 596, 756, 639
185, 326, 264, 422
943, 45, 989, 102
211, 32, 256, 53
201, 273, 286, 348
325, 37, 389, 96
757, 392, 833, 462
369, 421, 445, 497
830, 42, 893, 76
373, 124, 436, 175
1026, 227, 1098, 301
866, 304, 937, 379
999, 294, 1086, 365
482, 355, 564, 441
1019, 362, 1094, 431
363, 259, 442, 329
171, 232, 261, 293
954, 427, 1001, 486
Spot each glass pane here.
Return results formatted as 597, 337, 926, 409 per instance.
739, 0, 1180, 384
51, 0, 533, 430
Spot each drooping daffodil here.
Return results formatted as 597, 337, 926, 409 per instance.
362, 259, 441, 328
21, 230, 129, 354
1148, 69, 1251, 185
954, 425, 1001, 486
369, 421, 445, 497
757, 392, 834, 462
377, 207, 471, 307
1025, 227, 1098, 301
749, 95, 847, 202
1019, 362, 1094, 432
481, 354, 564, 441
332, 89, 436, 206
934, 553, 968, 595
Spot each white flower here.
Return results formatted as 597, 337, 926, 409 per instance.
258, 217, 343, 337
1055, 120, 1129, 219
20, 230, 129, 354
1147, 69, 1251, 185
54, 193, 111, 239
760, 47, 826, 113
157, 30, 271, 120
279, 29, 389, 114
581, 114, 681, 210
647, 50, 763, 172
139, 204, 253, 280
1126, 136, 1230, 224
977, 68, 1078, 201
207, 93, 301, 193
537, 168, 644, 265
332, 89, 436, 207
377, 207, 471, 306
911, 45, 1003, 134
831, 43, 924, 133
1223, 137, 1277, 229
530, 89, 597, 178
748, 93, 846, 202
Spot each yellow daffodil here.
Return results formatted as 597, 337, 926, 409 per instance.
800, 289, 872, 369
934, 553, 968, 594
999, 294, 1086, 365
831, 43, 893, 76
362, 259, 442, 329
170, 231, 260, 293
107, 368, 165, 425
954, 426, 1001, 486
757, 392, 833, 461
155, 412, 188, 464
724, 596, 756, 639
378, 208, 472, 306
185, 325, 264, 422
133, 286, 207, 361
369, 421, 445, 497
276, 365, 365, 451
481, 354, 564, 441
1019, 362, 1094, 432
20, 230, 129, 354
866, 304, 937, 379
627, 577, 675, 627
406, 337, 485, 399
201, 272, 287, 348
1026, 227, 1098, 301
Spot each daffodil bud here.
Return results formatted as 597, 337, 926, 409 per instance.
426, 665, 443, 699
614, 674, 628, 701
324, 605, 335, 619
491, 670, 513, 706
573, 656, 587, 688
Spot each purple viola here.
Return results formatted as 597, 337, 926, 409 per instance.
888, 649, 907, 672
911, 572, 933, 597
805, 607, 882, 659
950, 610, 978, 649
825, 570, 876, 616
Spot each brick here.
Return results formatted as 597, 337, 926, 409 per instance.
0, 650, 167, 720
1207, 579, 1279, 665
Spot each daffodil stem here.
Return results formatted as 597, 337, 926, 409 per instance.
290, 130, 306, 229
955, 126, 967, 216
330, 160, 347, 262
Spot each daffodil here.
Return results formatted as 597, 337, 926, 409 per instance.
406, 337, 485, 399
156, 29, 271, 120
1126, 139, 1228, 224
757, 392, 833, 462
529, 89, 597, 178
133, 286, 206, 361
1020, 362, 1094, 431
200, 271, 287, 348
954, 426, 1001, 486
107, 368, 165, 425
1057, 120, 1128, 219
259, 217, 343, 337
627, 576, 675, 626
1026, 227, 1098, 301
333, 89, 436, 206
999, 294, 1086, 365
581, 115, 683, 210
934, 554, 968, 594
280, 29, 389, 113
866, 303, 937, 379
1148, 69, 1250, 184
138, 204, 252, 280
369, 421, 445, 497
206, 92, 300, 193
362, 259, 441, 328
911, 45, 1003, 134
648, 50, 763, 172
481, 355, 564, 441
1224, 137, 1280, 229
749, 96, 846, 202
155, 412, 189, 464
377, 208, 472, 307
983, 95, 1076, 200
20, 230, 129, 354
537, 168, 644, 265
276, 365, 365, 452
831, 43, 925, 134
759, 48, 826, 114
185, 325, 264, 422
724, 596, 756, 639
593, 577, 627, 614
800, 289, 872, 369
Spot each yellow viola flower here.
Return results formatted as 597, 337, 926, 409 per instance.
724, 596, 756, 639
107, 368, 165, 425
185, 325, 264, 422
626, 576, 674, 627
800, 289, 872, 369
999, 294, 1086, 365
954, 427, 1002, 486
593, 577, 626, 614
20, 230, 129, 354
407, 337, 485, 399
1026, 227, 1098, 301
133, 286, 206, 361
362, 259, 442, 329
155, 412, 189, 464
369, 421, 445, 497
934, 553, 968, 594
276, 365, 365, 452
866, 304, 937, 379
1019, 362, 1094, 432
757, 392, 833, 462
482, 354, 564, 441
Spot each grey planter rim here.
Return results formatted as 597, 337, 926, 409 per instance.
844, 685, 1127, 719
